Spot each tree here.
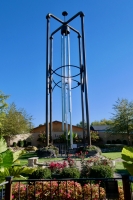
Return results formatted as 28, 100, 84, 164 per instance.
108, 98, 133, 145
76, 121, 100, 143
90, 131, 99, 142
0, 91, 9, 131
91, 119, 112, 126
76, 121, 87, 128
1, 103, 33, 142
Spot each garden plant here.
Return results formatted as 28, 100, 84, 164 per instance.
12, 180, 124, 200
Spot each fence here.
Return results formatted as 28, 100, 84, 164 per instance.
0, 179, 9, 200
1, 175, 133, 200
54, 143, 86, 155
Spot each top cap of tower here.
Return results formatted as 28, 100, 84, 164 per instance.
62, 11, 68, 16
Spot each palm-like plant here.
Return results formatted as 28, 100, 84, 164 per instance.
0, 136, 35, 182
121, 146, 133, 175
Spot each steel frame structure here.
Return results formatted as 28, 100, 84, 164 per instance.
45, 11, 91, 147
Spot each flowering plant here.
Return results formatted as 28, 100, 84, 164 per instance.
82, 183, 106, 199
12, 181, 124, 200
49, 161, 67, 174
81, 156, 114, 179
67, 157, 77, 168
75, 151, 88, 162
86, 155, 113, 167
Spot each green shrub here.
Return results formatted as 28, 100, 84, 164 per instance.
25, 146, 37, 151
27, 141, 32, 146
23, 140, 27, 147
116, 139, 121, 144
123, 140, 128, 145
76, 145, 101, 155
80, 164, 90, 178
102, 144, 124, 152
37, 145, 59, 158
13, 142, 17, 147
60, 167, 80, 178
106, 140, 111, 144
89, 165, 113, 178
18, 140, 24, 147
29, 167, 51, 179
112, 140, 116, 144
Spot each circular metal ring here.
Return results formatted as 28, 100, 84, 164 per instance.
52, 78, 80, 91
51, 65, 81, 78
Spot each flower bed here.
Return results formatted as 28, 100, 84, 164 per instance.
49, 161, 67, 174
12, 181, 124, 200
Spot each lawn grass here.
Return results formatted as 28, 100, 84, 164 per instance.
19, 151, 129, 175
102, 152, 122, 160
18, 151, 64, 166
102, 152, 129, 175
115, 161, 129, 175
19, 151, 123, 166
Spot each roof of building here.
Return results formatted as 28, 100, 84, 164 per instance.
31, 120, 86, 132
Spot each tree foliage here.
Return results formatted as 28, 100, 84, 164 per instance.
0, 91, 9, 130
76, 121, 87, 128
76, 122, 99, 142
1, 102, 33, 138
108, 98, 133, 145
91, 119, 112, 126
90, 131, 99, 142
0, 91, 9, 112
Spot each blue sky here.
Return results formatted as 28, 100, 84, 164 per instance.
0, 0, 133, 127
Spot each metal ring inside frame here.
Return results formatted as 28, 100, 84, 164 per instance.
51, 64, 81, 78
52, 79, 81, 91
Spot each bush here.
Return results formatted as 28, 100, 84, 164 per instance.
25, 146, 37, 151
18, 140, 24, 147
112, 140, 116, 144
29, 167, 51, 179
101, 144, 124, 153
49, 161, 67, 174
23, 140, 27, 147
27, 141, 32, 146
106, 140, 111, 144
12, 181, 110, 199
76, 145, 101, 155
37, 149, 56, 158
123, 140, 128, 145
60, 167, 80, 178
36, 145, 59, 158
80, 156, 113, 178
13, 142, 17, 147
89, 165, 113, 178
116, 139, 122, 144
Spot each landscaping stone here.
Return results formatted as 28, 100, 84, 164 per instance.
28, 157, 38, 167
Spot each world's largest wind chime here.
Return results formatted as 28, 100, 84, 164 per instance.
45, 11, 91, 149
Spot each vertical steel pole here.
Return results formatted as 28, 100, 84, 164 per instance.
63, 33, 68, 138
50, 36, 53, 144
61, 36, 64, 131
67, 33, 73, 149
46, 15, 50, 146
78, 35, 85, 146
80, 14, 91, 145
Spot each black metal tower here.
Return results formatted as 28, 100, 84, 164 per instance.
45, 11, 91, 147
